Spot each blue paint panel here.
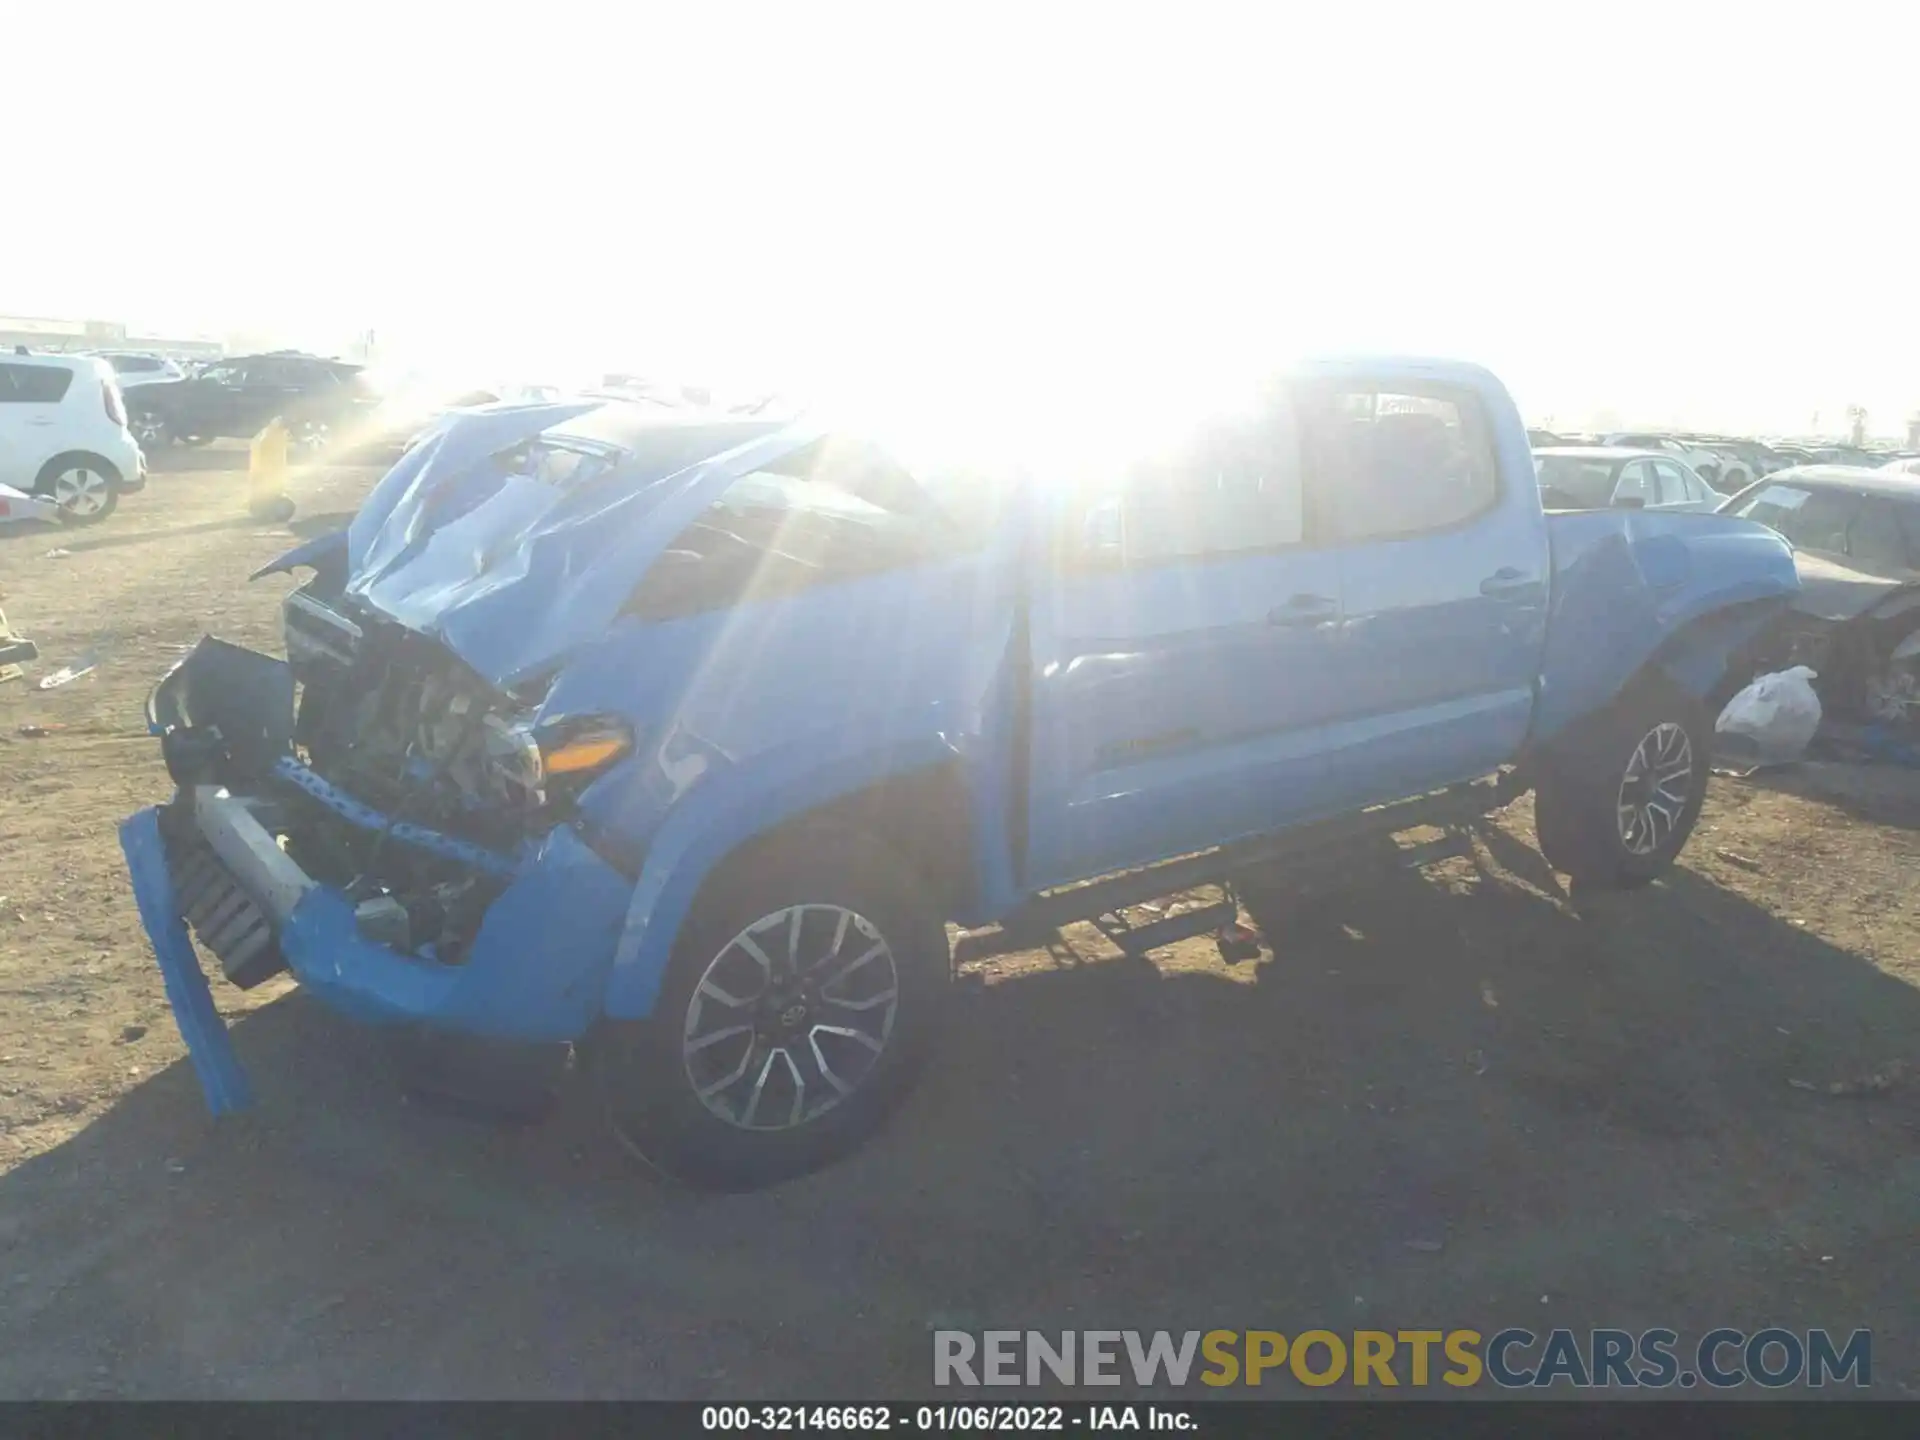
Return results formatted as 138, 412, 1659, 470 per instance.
601, 741, 960, 1020
1024, 545, 1348, 885
1534, 510, 1798, 742
118, 809, 254, 1114
271, 824, 630, 1040
1318, 362, 1547, 804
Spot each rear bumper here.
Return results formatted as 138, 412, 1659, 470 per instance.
124, 641, 636, 1115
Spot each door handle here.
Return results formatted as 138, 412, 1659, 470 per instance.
1269, 593, 1338, 627
1479, 568, 1542, 602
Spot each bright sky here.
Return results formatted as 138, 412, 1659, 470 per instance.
6, 1, 1917, 441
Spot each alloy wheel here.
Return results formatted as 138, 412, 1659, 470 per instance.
50, 466, 111, 519
1616, 722, 1694, 856
682, 903, 901, 1132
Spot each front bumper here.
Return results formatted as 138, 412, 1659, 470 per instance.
122, 640, 634, 1115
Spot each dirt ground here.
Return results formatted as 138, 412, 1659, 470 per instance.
1, 452, 1917, 1399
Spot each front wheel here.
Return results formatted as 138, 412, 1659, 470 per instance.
1533, 675, 1711, 890
591, 827, 949, 1190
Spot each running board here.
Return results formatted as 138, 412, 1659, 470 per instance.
1092, 899, 1240, 958
1007, 777, 1513, 941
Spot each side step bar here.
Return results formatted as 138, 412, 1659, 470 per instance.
1000, 775, 1519, 955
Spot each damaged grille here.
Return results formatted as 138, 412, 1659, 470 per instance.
283, 585, 545, 846
159, 808, 287, 990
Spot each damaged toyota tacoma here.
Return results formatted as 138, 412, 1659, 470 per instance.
120, 361, 1799, 1188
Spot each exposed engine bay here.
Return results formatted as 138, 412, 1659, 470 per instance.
265, 578, 558, 964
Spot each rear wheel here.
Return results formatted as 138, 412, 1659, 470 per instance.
292, 417, 332, 459
592, 826, 949, 1189
1533, 675, 1710, 889
129, 410, 172, 449
34, 453, 120, 526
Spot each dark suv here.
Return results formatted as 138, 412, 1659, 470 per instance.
126, 351, 381, 455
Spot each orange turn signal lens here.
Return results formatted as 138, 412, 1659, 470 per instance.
538, 727, 632, 778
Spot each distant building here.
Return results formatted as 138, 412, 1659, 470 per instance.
0, 314, 223, 360
1909, 413, 1920, 449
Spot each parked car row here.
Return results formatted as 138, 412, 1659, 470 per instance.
1530, 431, 1920, 732
1528, 427, 1917, 496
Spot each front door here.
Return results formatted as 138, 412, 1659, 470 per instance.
1024, 392, 1351, 888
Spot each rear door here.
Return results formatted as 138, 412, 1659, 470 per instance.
1024, 392, 1350, 886
0, 362, 75, 488
1299, 374, 1548, 807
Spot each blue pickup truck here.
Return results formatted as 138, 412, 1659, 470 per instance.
121, 358, 1798, 1187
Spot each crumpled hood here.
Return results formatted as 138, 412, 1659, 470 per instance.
1790, 550, 1920, 623
338, 401, 826, 688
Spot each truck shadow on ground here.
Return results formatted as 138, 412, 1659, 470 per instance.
1, 830, 1917, 1398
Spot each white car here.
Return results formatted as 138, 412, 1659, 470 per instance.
1535, 446, 1723, 512
1879, 456, 1920, 477
91, 351, 189, 390
0, 352, 147, 524
1599, 432, 1741, 491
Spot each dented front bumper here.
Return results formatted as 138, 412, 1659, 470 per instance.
121, 640, 634, 1116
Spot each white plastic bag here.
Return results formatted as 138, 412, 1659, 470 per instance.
1715, 666, 1822, 767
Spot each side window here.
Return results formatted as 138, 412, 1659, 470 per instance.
1734, 484, 1808, 531
198, 363, 243, 386
626, 439, 956, 620
1308, 387, 1499, 543
1077, 400, 1304, 565
1612, 461, 1654, 506
1649, 460, 1689, 505
1775, 491, 1857, 553
0, 363, 74, 404
1847, 499, 1917, 572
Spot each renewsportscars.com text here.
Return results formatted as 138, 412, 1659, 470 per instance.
932, 1328, 1871, 1390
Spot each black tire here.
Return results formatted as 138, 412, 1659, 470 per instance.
34, 453, 120, 526
591, 825, 949, 1190
1533, 674, 1711, 890
291, 417, 333, 459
